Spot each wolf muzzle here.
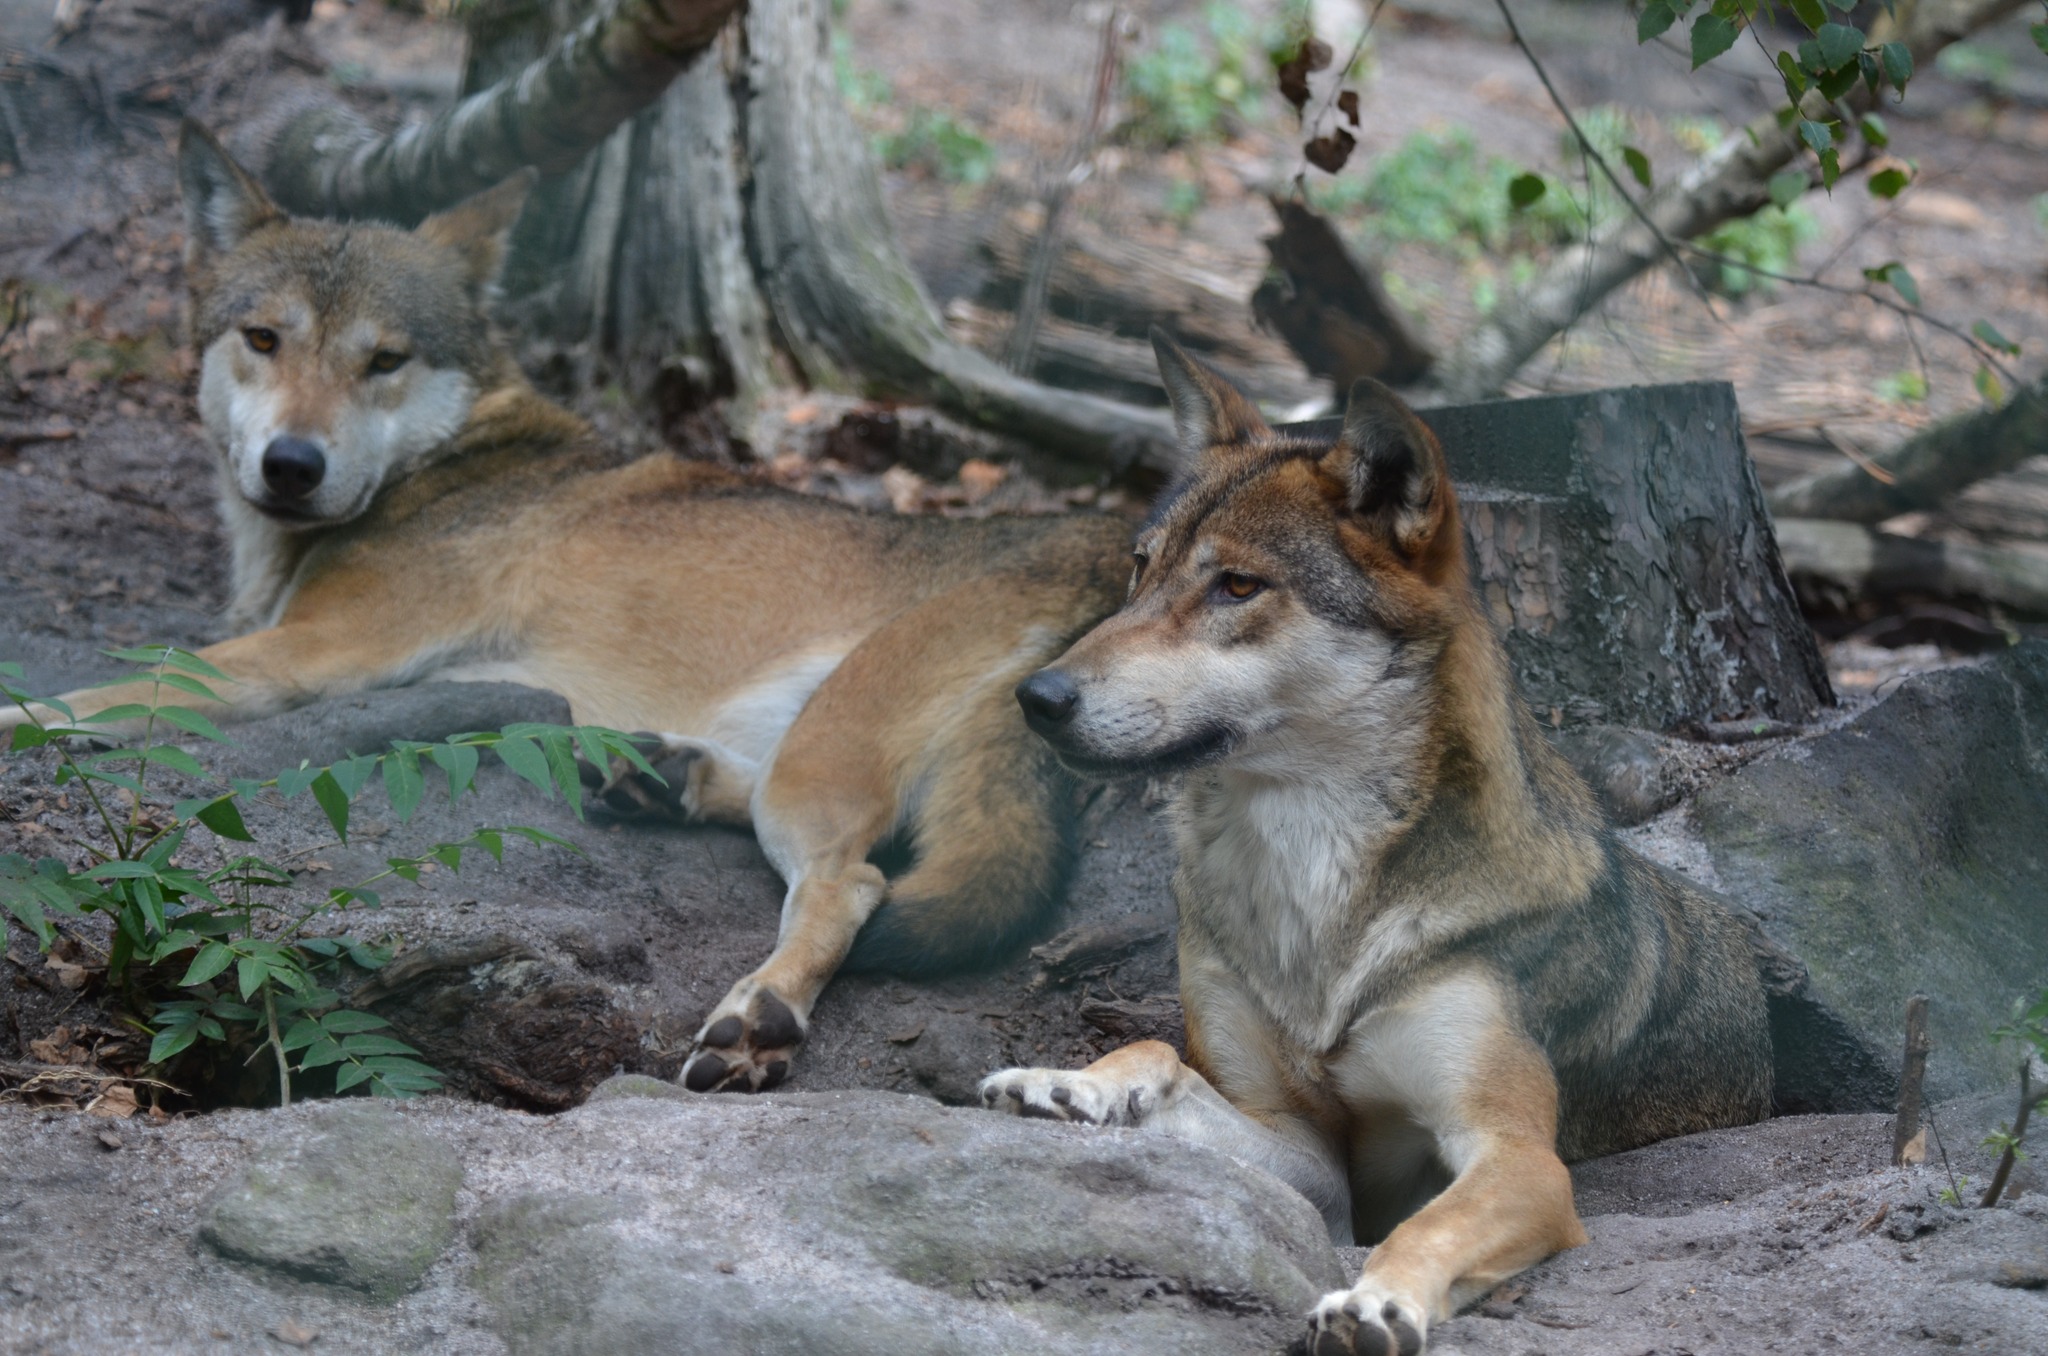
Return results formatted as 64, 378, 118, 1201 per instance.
1015, 668, 1079, 735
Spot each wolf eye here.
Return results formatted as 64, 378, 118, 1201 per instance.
244, 327, 277, 354
367, 350, 410, 375
1215, 572, 1264, 602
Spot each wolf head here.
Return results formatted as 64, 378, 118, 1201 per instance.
1016, 333, 1471, 779
179, 120, 534, 530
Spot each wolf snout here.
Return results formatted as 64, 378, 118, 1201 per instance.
261, 436, 327, 499
1016, 668, 1079, 732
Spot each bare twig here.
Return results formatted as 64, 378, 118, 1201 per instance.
1004, 7, 1123, 374
1894, 994, 1931, 1167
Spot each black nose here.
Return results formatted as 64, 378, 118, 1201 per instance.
1016, 669, 1079, 730
261, 436, 326, 499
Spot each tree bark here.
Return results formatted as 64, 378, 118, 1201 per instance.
1433, 0, 2028, 402
259, 0, 1175, 471
1769, 374, 2048, 523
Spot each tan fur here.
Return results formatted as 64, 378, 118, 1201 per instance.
983, 337, 1770, 1353
4, 123, 1130, 1093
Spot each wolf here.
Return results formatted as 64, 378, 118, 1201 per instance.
980, 337, 1772, 1355
2, 120, 1132, 1092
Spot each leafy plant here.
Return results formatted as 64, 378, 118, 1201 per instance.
880, 109, 997, 186
1, 647, 658, 1106
1979, 986, 2047, 1207
1694, 204, 1822, 297
1122, 3, 1275, 146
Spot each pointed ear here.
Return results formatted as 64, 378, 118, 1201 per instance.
179, 119, 282, 266
1323, 377, 1450, 558
1151, 327, 1270, 461
415, 169, 538, 301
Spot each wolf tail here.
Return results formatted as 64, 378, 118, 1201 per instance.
841, 714, 1080, 978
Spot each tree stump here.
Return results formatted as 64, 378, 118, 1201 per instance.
1290, 381, 1832, 730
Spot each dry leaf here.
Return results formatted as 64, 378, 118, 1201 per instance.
885, 1023, 926, 1044
1275, 37, 1333, 113
1303, 129, 1356, 175
1337, 89, 1360, 126
96, 1129, 123, 1151
270, 1319, 319, 1347
957, 459, 1006, 503
86, 1085, 138, 1119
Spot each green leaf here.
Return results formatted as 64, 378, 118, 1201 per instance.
341, 1033, 423, 1057
1815, 22, 1862, 71
1867, 167, 1910, 198
1816, 61, 1860, 100
347, 940, 392, 970
1798, 119, 1833, 154
2033, 23, 2048, 57
1690, 13, 1738, 68
279, 1018, 324, 1052
1864, 261, 1920, 306
179, 941, 235, 987
79, 703, 155, 724
191, 797, 252, 842
333, 1062, 374, 1093
1858, 113, 1889, 148
296, 1037, 347, 1070
1881, 41, 1911, 91
1775, 49, 1809, 98
319, 1009, 392, 1034
154, 704, 229, 743
330, 755, 377, 799
197, 1016, 225, 1042
101, 646, 175, 666
1621, 145, 1653, 190
382, 749, 424, 822
136, 745, 204, 780
149, 1024, 198, 1063
157, 649, 231, 682
1768, 169, 1808, 208
477, 829, 504, 862
493, 736, 552, 797
429, 741, 479, 800
9, 723, 50, 751
1787, 0, 1827, 29
598, 731, 662, 783
541, 733, 583, 818
1972, 320, 2021, 356
87, 860, 166, 881
1975, 366, 2005, 404
209, 999, 259, 1022
505, 825, 579, 852
1637, 0, 1678, 42
237, 954, 269, 1001
310, 770, 351, 841
276, 764, 320, 798
431, 844, 463, 871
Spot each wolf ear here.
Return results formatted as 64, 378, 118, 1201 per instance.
416, 169, 539, 301
1151, 327, 1270, 462
1323, 377, 1450, 558
179, 119, 282, 266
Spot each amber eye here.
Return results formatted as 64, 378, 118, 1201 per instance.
245, 327, 277, 354
367, 350, 410, 376
1216, 572, 1264, 602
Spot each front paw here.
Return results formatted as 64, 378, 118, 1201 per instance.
976, 1066, 1160, 1126
679, 979, 806, 1094
1307, 1281, 1428, 1356
577, 731, 699, 820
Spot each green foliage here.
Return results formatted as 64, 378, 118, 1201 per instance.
0, 649, 656, 1106
1312, 126, 1581, 258
1876, 368, 1929, 403
1121, 3, 1277, 146
1164, 177, 1206, 229
1695, 203, 1822, 296
879, 109, 996, 186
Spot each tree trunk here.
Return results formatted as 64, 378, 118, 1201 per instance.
262, 0, 1174, 471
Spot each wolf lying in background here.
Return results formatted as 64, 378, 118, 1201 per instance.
982, 337, 1772, 1355
2, 121, 1131, 1093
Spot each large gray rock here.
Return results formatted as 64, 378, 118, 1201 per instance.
198, 1101, 463, 1301
473, 1082, 1344, 1355
1695, 642, 2048, 1106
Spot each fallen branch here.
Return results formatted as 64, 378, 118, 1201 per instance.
1775, 518, 2048, 615
1770, 374, 2048, 524
1435, 0, 2029, 401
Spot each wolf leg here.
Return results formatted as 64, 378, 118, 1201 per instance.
978, 1041, 1353, 1241
1307, 975, 1588, 1355
680, 572, 1099, 1093
578, 733, 759, 825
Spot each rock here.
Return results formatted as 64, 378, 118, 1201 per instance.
1695, 641, 2048, 1105
198, 1101, 462, 1301
470, 1086, 1342, 1355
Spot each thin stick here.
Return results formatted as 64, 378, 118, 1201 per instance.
1979, 1061, 2035, 1208
1893, 993, 1931, 1166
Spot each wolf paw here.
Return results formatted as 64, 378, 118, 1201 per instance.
1307, 1281, 1428, 1356
679, 981, 806, 1094
975, 1066, 1162, 1126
